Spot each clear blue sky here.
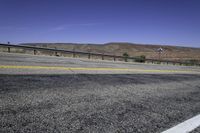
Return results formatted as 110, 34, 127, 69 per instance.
0, 0, 200, 47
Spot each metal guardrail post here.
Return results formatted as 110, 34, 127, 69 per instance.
72, 48, 76, 58
124, 57, 127, 62
73, 52, 75, 58
8, 47, 10, 53
34, 49, 37, 55
102, 54, 104, 60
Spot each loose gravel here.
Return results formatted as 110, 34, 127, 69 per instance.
0, 74, 200, 133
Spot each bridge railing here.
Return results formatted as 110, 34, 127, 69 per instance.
0, 43, 199, 66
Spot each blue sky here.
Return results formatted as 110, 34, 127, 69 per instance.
0, 0, 200, 47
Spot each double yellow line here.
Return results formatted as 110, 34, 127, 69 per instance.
0, 65, 198, 74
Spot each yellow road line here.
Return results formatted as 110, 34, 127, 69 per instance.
0, 65, 198, 73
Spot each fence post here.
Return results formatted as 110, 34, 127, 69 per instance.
88, 53, 91, 59
8, 47, 10, 53
114, 56, 116, 61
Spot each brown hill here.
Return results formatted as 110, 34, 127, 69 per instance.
21, 42, 200, 62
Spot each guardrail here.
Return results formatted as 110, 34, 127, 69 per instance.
0, 43, 199, 66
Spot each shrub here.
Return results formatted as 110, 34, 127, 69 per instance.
135, 55, 146, 63
123, 52, 129, 62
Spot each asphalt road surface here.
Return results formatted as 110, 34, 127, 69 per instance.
0, 52, 200, 133
0, 52, 200, 74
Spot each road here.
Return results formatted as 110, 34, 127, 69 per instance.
0, 52, 200, 133
0, 52, 200, 74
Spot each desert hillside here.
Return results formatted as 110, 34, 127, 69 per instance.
21, 42, 200, 62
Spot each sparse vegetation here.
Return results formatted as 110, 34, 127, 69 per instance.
20, 43, 200, 62
135, 55, 146, 63
1, 43, 200, 66
185, 59, 199, 66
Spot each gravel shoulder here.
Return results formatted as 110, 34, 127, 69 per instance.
0, 74, 200, 133
191, 126, 200, 133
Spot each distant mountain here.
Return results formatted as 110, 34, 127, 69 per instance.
21, 42, 200, 62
